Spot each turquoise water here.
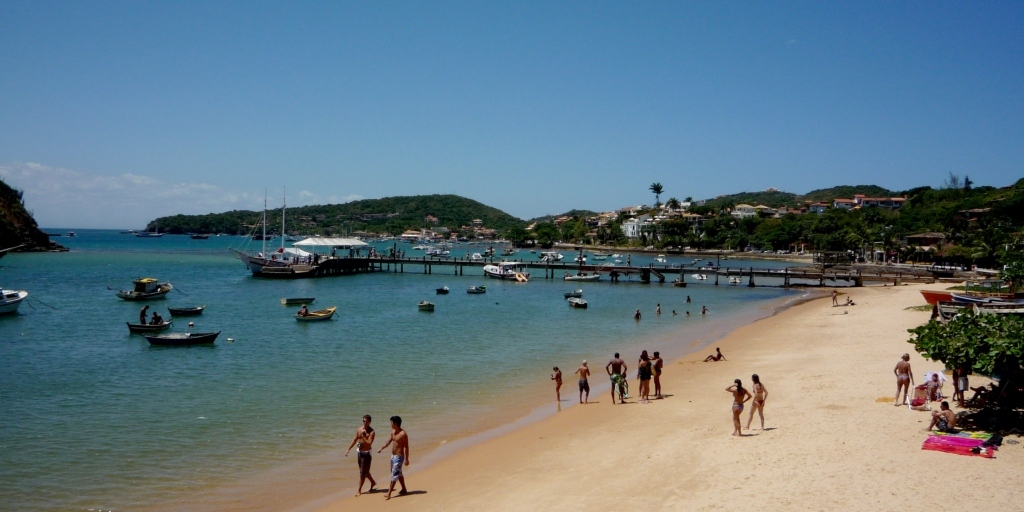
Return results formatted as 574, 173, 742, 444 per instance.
0, 230, 799, 511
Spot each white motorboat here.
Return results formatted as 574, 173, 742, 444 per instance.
567, 297, 588, 309
564, 272, 600, 282
655, 255, 667, 263
412, 244, 428, 251
692, 274, 708, 280
590, 252, 608, 261
728, 277, 742, 285
573, 255, 587, 263
470, 253, 484, 262
483, 262, 530, 282
540, 251, 563, 262
0, 288, 28, 315
564, 289, 583, 298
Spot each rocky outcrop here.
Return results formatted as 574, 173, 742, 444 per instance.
0, 178, 67, 252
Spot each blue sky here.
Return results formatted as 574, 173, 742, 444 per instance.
1, 2, 1022, 228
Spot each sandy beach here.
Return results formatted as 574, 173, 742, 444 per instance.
312, 283, 1022, 512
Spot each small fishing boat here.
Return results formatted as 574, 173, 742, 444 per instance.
0, 288, 29, 315
573, 255, 587, 264
919, 290, 954, 306
500, 247, 517, 256
145, 331, 220, 346
190, 234, 210, 240
591, 252, 609, 261
935, 301, 967, 323
418, 301, 435, 312
692, 274, 708, 280
564, 272, 600, 282
470, 253, 484, 262
611, 254, 621, 258
116, 278, 173, 300
672, 278, 687, 288
540, 251, 563, 262
126, 320, 172, 333
467, 286, 487, 294
973, 303, 1024, 316
564, 289, 583, 298
436, 286, 450, 294
168, 305, 206, 316
728, 277, 742, 285
66, 231, 77, 237
281, 297, 315, 305
567, 297, 588, 309
295, 306, 337, 321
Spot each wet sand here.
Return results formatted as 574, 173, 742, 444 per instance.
312, 283, 1022, 512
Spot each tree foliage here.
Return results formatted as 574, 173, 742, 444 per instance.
908, 312, 1024, 376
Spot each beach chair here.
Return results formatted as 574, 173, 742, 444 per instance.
909, 385, 930, 410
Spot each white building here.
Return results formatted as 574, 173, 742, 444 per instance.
621, 215, 653, 239
730, 204, 757, 219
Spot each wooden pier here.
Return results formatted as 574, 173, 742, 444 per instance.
288, 256, 935, 288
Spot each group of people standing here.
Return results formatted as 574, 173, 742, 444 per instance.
551, 350, 666, 405
726, 375, 768, 436
343, 414, 411, 500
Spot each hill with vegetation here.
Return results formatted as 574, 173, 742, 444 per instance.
150, 194, 526, 235
0, 178, 65, 252
699, 185, 895, 209
528, 209, 600, 224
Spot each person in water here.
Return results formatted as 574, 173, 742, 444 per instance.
726, 379, 753, 436
686, 295, 691, 303
894, 353, 914, 406
701, 306, 708, 315
634, 309, 642, 321
745, 374, 768, 430
637, 351, 652, 403
704, 347, 726, 362
298, 305, 309, 317
344, 415, 377, 496
378, 415, 410, 500
551, 366, 562, 403
574, 361, 590, 404
651, 351, 664, 399
656, 304, 661, 315
606, 353, 628, 404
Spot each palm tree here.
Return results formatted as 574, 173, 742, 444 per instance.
665, 197, 681, 210
649, 183, 664, 207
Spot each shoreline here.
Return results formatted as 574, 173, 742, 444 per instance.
314, 283, 1022, 511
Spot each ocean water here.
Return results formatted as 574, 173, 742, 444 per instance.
0, 230, 802, 511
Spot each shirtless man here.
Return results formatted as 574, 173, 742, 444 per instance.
925, 401, 957, 432
606, 353, 628, 404
551, 366, 562, 403
377, 416, 410, 500
574, 361, 590, 404
894, 353, 914, 406
832, 289, 838, 306
139, 305, 149, 325
344, 415, 377, 495
703, 347, 725, 362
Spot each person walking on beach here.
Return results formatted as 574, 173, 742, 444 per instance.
637, 351, 653, 403
378, 416, 410, 500
704, 347, 726, 362
832, 289, 838, 306
726, 379, 752, 436
139, 305, 149, 325
894, 353, 914, 406
606, 353, 628, 404
651, 351, 664, 399
574, 361, 590, 404
745, 374, 768, 430
344, 415, 377, 496
551, 366, 562, 403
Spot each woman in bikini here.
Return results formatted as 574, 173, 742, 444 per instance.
637, 350, 652, 403
726, 379, 752, 436
745, 374, 768, 430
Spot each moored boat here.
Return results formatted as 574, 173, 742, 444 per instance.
483, 262, 530, 281
190, 234, 210, 240
567, 297, 588, 309
295, 306, 337, 321
281, 297, 315, 305
167, 305, 206, 316
973, 303, 1024, 315
564, 272, 600, 282
672, 278, 687, 287
691, 274, 708, 281
0, 288, 29, 315
920, 290, 954, 305
126, 320, 172, 333
418, 301, 435, 312
436, 286, 450, 294
116, 278, 173, 300
258, 265, 317, 279
539, 251, 563, 262
145, 331, 220, 346
564, 289, 583, 298
467, 286, 487, 294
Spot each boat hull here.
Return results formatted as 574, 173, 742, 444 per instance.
146, 331, 220, 345
919, 290, 953, 305
281, 298, 315, 305
0, 291, 28, 314
116, 283, 173, 301
568, 298, 588, 308
418, 302, 435, 312
564, 275, 600, 282
167, 306, 205, 316
127, 321, 172, 333
295, 307, 336, 321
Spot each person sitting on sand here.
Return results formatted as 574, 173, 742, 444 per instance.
704, 347, 725, 362
746, 374, 768, 430
844, 297, 855, 306
551, 367, 562, 403
298, 305, 309, 317
574, 361, 590, 404
894, 354, 914, 406
726, 379, 752, 436
925, 401, 957, 432
925, 373, 943, 402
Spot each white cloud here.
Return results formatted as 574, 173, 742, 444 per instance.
0, 162, 362, 228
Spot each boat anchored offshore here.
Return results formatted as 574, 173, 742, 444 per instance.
0, 288, 29, 315
295, 306, 337, 321
418, 301, 435, 312
467, 286, 487, 294
564, 272, 600, 282
145, 331, 220, 346
281, 297, 315, 306
436, 286, 450, 294
564, 289, 583, 298
126, 320, 172, 333
168, 305, 206, 316
116, 278, 173, 300
567, 297, 588, 309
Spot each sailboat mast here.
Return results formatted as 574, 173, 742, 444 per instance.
262, 191, 267, 256
281, 187, 286, 252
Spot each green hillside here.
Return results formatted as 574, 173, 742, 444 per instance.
0, 178, 65, 251
150, 194, 526, 235
528, 209, 600, 224
700, 185, 895, 209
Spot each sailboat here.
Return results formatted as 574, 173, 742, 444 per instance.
135, 221, 165, 237
231, 190, 306, 275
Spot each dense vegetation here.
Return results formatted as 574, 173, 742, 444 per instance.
0, 178, 63, 251
528, 210, 599, 224
699, 185, 894, 209
150, 195, 526, 235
